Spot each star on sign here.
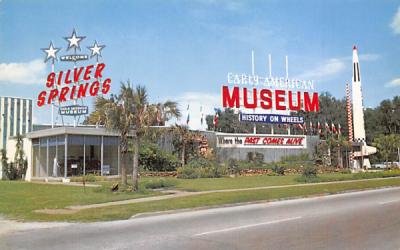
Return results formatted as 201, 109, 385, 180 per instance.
64, 29, 86, 51
41, 42, 60, 62
88, 40, 105, 58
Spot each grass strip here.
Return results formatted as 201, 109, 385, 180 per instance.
23, 177, 400, 222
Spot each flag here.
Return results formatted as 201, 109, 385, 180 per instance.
213, 113, 219, 129
318, 121, 322, 135
325, 122, 330, 133
186, 104, 190, 125
331, 123, 337, 134
297, 123, 304, 130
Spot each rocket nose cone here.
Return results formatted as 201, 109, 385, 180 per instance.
353, 45, 357, 50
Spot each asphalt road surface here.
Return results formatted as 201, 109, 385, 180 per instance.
2, 187, 400, 250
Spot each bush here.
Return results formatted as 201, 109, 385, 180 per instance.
272, 165, 285, 176
145, 178, 177, 189
227, 158, 240, 175
246, 152, 264, 164
177, 157, 225, 179
302, 166, 318, 178
140, 143, 181, 172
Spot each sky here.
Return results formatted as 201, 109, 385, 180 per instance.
0, 0, 399, 130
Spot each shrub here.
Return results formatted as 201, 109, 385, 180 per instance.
246, 152, 264, 164
272, 165, 285, 176
145, 178, 177, 189
227, 158, 240, 175
140, 143, 181, 172
185, 157, 215, 169
177, 157, 225, 179
302, 166, 318, 178
176, 166, 198, 179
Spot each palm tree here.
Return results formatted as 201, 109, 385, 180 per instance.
88, 83, 180, 190
130, 85, 150, 190
93, 83, 135, 185
152, 101, 181, 126
171, 124, 196, 166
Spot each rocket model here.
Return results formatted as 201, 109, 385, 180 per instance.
350, 46, 376, 170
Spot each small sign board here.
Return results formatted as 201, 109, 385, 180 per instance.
102, 165, 110, 175
60, 54, 89, 62
59, 105, 89, 116
239, 113, 304, 124
71, 164, 78, 169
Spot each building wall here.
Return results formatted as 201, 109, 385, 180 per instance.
0, 97, 33, 179
157, 130, 319, 163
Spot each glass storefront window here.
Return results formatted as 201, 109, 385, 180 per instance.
31, 134, 120, 178
39, 137, 47, 177
103, 136, 119, 175
85, 135, 101, 176
67, 135, 84, 177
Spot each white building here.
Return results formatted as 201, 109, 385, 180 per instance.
0, 96, 33, 179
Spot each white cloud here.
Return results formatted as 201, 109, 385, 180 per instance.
296, 53, 380, 81
296, 58, 346, 80
0, 59, 46, 84
166, 92, 221, 130
385, 78, 400, 88
390, 7, 400, 34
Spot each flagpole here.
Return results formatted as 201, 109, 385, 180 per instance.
51, 60, 55, 128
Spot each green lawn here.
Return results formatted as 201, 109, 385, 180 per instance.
0, 181, 161, 221
30, 177, 400, 222
2, 175, 400, 222
141, 173, 351, 191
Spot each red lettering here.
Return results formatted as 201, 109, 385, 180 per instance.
64, 69, 72, 84
89, 81, 100, 96
94, 63, 106, 78
73, 67, 84, 82
77, 83, 89, 98
222, 86, 240, 108
260, 89, 272, 109
244, 137, 260, 144
304, 92, 319, 112
69, 85, 77, 100
288, 91, 301, 111
57, 71, 63, 86
243, 88, 257, 109
101, 78, 111, 94
275, 90, 286, 111
37, 91, 46, 107
59, 86, 69, 102
46, 72, 55, 88
48, 89, 59, 104
83, 65, 94, 81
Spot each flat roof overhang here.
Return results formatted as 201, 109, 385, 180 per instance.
26, 126, 127, 139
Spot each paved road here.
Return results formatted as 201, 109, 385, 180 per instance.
2, 187, 400, 250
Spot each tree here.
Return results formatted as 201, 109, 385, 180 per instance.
88, 83, 137, 185
372, 134, 400, 163
151, 101, 181, 126
1, 149, 8, 179
130, 85, 151, 190
14, 134, 27, 177
171, 124, 197, 166
1, 135, 28, 180
87, 83, 180, 190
